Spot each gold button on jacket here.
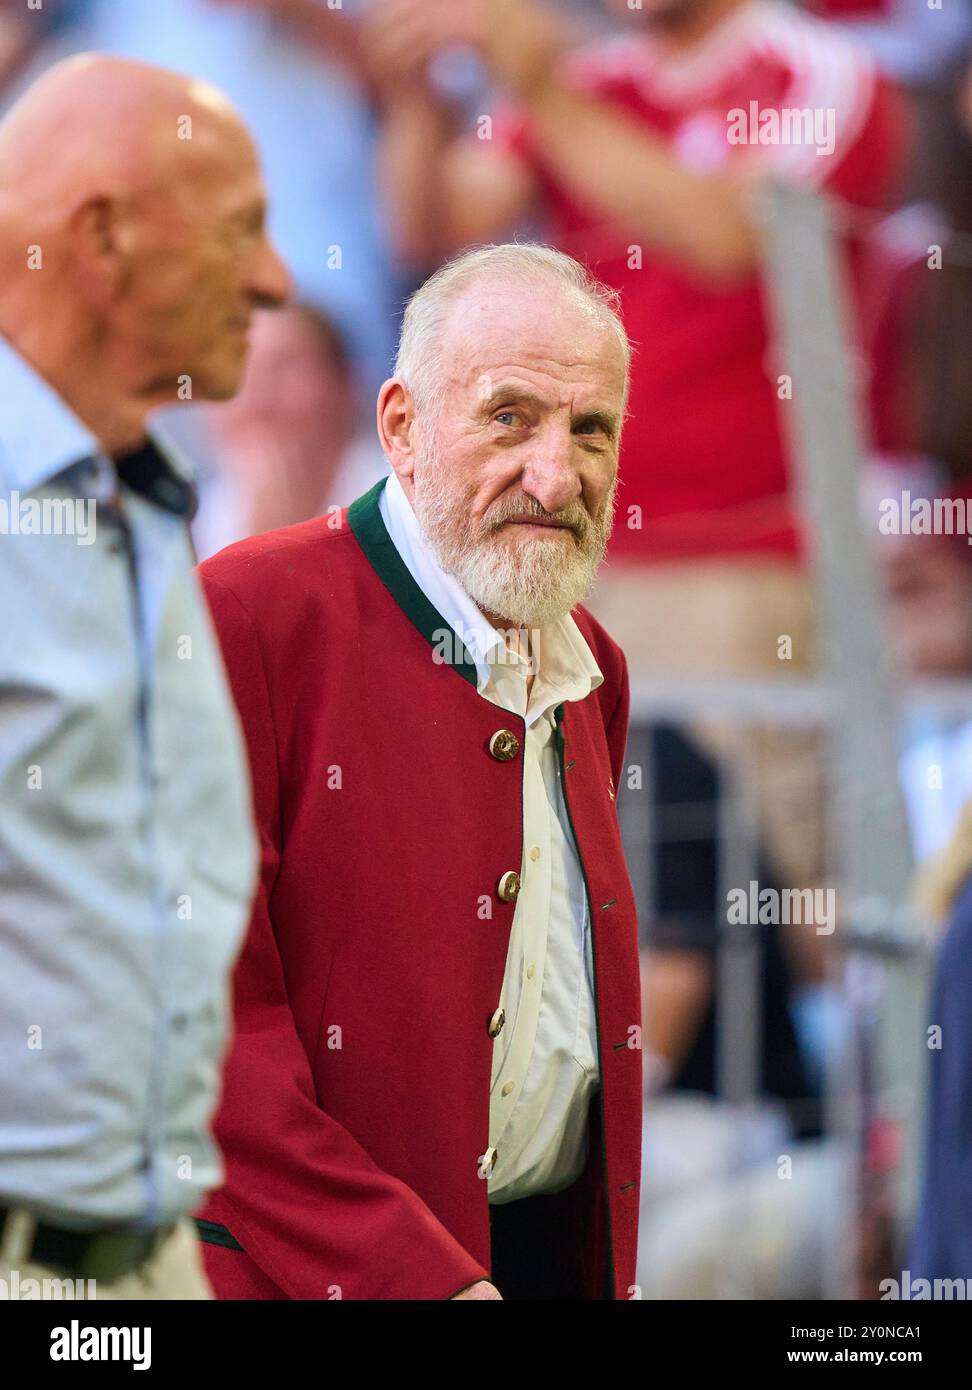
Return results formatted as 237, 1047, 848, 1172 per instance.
497, 870, 520, 902
488, 1007, 506, 1038
488, 729, 520, 762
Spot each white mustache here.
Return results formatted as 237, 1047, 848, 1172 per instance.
486, 502, 590, 538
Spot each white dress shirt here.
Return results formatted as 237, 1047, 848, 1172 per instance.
379, 471, 603, 1203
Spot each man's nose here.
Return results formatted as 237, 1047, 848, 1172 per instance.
522, 431, 583, 514
250, 234, 293, 310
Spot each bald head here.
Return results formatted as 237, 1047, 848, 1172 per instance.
0, 55, 291, 450
0, 56, 263, 256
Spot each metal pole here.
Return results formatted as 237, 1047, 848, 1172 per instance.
756, 180, 931, 1288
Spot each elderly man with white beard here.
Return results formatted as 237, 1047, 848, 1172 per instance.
194, 244, 643, 1301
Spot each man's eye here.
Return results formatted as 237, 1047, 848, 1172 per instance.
495, 412, 518, 427
575, 419, 601, 436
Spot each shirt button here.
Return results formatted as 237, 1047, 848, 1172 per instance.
529, 845, 540, 862
480, 1147, 498, 1177
501, 1081, 515, 1097
488, 729, 520, 761
487, 1007, 506, 1038
526, 963, 536, 980
497, 871, 520, 903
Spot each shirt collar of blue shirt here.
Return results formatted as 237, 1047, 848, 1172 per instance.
0, 331, 196, 516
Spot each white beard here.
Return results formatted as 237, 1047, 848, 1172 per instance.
412, 443, 616, 629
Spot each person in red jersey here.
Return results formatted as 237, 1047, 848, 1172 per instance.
371, 0, 908, 909
374, 0, 906, 565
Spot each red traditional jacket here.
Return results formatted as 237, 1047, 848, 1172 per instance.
193, 479, 643, 1300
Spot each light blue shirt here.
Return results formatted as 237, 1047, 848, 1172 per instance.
0, 335, 258, 1232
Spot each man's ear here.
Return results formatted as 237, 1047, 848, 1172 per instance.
68, 194, 131, 305
376, 378, 418, 486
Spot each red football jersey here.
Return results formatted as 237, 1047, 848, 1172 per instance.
494, 0, 907, 561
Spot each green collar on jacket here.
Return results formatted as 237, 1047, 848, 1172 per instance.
347, 478, 479, 688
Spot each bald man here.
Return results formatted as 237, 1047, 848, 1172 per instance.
0, 55, 290, 1299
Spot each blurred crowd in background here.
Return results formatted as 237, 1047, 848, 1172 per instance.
4, 0, 972, 1299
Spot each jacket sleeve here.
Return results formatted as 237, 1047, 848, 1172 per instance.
198, 570, 488, 1301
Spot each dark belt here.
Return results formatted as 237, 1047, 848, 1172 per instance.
0, 1207, 175, 1282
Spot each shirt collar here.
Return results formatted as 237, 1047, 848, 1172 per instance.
378, 469, 603, 722
379, 468, 507, 686
0, 333, 196, 517
0, 332, 101, 495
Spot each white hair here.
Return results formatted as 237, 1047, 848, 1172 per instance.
393, 242, 631, 418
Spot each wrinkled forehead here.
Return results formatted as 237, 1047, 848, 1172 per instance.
438, 281, 627, 401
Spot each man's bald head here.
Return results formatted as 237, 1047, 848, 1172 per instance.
0, 55, 291, 444
0, 54, 249, 227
